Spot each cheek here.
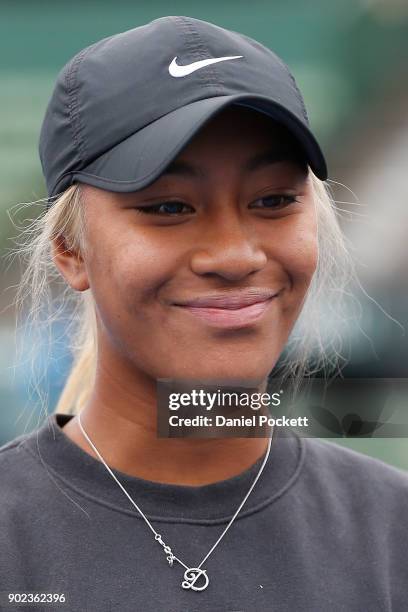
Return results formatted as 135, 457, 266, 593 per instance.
284, 224, 318, 281
89, 229, 177, 321
269, 213, 318, 299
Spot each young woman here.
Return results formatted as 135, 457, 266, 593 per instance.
1, 16, 407, 612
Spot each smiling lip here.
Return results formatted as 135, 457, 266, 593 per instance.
172, 288, 280, 329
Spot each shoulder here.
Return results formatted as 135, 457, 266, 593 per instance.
300, 435, 408, 507
0, 430, 31, 451
0, 430, 46, 504
303, 436, 408, 481
0, 431, 34, 465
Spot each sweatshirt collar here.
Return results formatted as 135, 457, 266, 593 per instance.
21, 412, 305, 524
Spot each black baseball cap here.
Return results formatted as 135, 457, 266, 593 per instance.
39, 15, 328, 209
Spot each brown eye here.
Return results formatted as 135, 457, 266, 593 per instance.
135, 201, 194, 215
250, 194, 300, 210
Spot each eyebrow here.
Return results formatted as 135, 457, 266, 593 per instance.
161, 149, 307, 179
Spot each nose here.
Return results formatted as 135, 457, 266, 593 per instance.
190, 212, 268, 281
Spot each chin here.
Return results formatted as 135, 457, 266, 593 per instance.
165, 361, 274, 385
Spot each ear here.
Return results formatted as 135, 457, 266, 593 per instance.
51, 234, 90, 292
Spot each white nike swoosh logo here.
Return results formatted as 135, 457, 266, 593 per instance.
168, 55, 243, 78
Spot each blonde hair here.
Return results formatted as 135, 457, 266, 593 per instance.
8, 172, 360, 421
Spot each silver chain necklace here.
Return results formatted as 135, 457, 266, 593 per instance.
77, 413, 274, 592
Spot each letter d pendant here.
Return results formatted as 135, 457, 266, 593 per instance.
181, 567, 209, 591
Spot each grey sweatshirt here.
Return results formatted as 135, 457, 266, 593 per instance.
0, 412, 407, 611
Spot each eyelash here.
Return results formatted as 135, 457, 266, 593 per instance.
134, 195, 300, 216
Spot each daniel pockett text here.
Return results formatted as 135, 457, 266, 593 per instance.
156, 380, 309, 438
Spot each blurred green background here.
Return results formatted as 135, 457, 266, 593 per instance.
1, 0, 407, 469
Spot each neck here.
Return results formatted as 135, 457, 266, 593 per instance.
60, 364, 272, 486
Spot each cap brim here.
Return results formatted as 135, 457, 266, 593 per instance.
54, 93, 328, 198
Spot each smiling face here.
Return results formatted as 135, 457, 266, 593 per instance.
57, 105, 318, 384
